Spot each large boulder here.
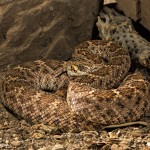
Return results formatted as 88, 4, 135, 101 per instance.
0, 0, 103, 69
117, 0, 150, 31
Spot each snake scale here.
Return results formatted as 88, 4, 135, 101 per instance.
0, 7, 150, 132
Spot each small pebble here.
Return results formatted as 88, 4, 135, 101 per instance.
108, 132, 118, 138
147, 142, 150, 147
111, 144, 119, 150
38, 146, 52, 150
52, 144, 66, 150
11, 140, 21, 147
32, 132, 45, 139
5, 139, 9, 144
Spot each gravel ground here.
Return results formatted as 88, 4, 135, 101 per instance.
0, 102, 150, 150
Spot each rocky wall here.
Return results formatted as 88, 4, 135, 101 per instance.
117, 0, 150, 31
0, 0, 103, 69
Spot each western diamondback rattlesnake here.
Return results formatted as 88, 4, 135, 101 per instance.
0, 7, 150, 132
0, 40, 149, 132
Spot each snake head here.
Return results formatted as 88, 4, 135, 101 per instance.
65, 61, 99, 77
66, 62, 91, 76
96, 6, 134, 40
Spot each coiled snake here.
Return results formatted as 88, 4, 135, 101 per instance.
0, 40, 149, 132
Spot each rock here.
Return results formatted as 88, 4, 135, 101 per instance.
104, 0, 116, 5
111, 144, 119, 150
117, 0, 140, 21
11, 140, 22, 147
32, 123, 59, 134
140, 0, 150, 31
32, 132, 45, 139
0, 0, 103, 69
117, 0, 150, 31
108, 132, 118, 139
147, 142, 150, 147
38, 146, 52, 150
52, 144, 65, 150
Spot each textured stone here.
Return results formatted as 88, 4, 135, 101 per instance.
0, 0, 103, 69
117, 0, 150, 31
140, 0, 150, 31
52, 144, 65, 150
104, 0, 116, 5
117, 0, 140, 21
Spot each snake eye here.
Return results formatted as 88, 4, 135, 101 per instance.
70, 65, 78, 72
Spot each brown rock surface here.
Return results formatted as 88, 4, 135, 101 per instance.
140, 0, 150, 31
117, 0, 140, 21
117, 0, 150, 31
0, 0, 102, 69
104, 0, 116, 5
